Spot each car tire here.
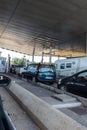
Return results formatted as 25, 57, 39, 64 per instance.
59, 85, 67, 92
32, 77, 37, 82
22, 74, 24, 79
49, 82, 54, 85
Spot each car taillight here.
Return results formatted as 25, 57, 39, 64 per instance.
37, 76, 40, 80
20, 73, 22, 76
22, 74, 23, 76
38, 66, 41, 71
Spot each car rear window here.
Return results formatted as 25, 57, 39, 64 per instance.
39, 65, 55, 72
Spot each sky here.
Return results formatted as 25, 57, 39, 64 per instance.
0, 48, 60, 63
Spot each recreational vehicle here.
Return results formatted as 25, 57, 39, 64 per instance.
55, 57, 87, 78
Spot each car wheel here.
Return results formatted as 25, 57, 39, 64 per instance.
32, 77, 37, 82
49, 82, 54, 85
22, 74, 24, 79
60, 85, 67, 91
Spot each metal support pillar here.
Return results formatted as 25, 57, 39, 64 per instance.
6, 54, 11, 73
58, 55, 60, 60
32, 43, 35, 63
49, 47, 52, 64
41, 52, 44, 63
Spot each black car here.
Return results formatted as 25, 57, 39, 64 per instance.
10, 65, 16, 74
57, 70, 87, 93
0, 75, 11, 87
22, 63, 56, 84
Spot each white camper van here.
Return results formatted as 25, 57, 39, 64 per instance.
55, 57, 87, 78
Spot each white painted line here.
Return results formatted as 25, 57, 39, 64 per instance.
53, 102, 81, 109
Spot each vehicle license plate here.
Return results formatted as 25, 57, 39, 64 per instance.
46, 77, 52, 79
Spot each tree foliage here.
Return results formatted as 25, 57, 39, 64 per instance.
11, 57, 27, 67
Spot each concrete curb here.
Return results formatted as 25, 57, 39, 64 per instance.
8, 74, 87, 107
6, 81, 87, 130
36, 82, 87, 107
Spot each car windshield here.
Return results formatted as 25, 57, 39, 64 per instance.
39, 65, 55, 72
78, 71, 87, 77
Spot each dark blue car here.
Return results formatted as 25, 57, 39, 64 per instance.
22, 63, 56, 84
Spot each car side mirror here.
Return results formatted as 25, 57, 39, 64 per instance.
0, 75, 11, 87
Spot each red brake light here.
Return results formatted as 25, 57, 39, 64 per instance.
38, 66, 41, 71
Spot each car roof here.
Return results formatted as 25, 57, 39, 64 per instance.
28, 63, 54, 65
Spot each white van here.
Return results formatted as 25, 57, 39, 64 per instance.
55, 57, 87, 78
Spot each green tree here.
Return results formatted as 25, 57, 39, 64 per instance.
11, 57, 27, 67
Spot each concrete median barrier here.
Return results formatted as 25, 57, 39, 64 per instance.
7, 81, 87, 130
